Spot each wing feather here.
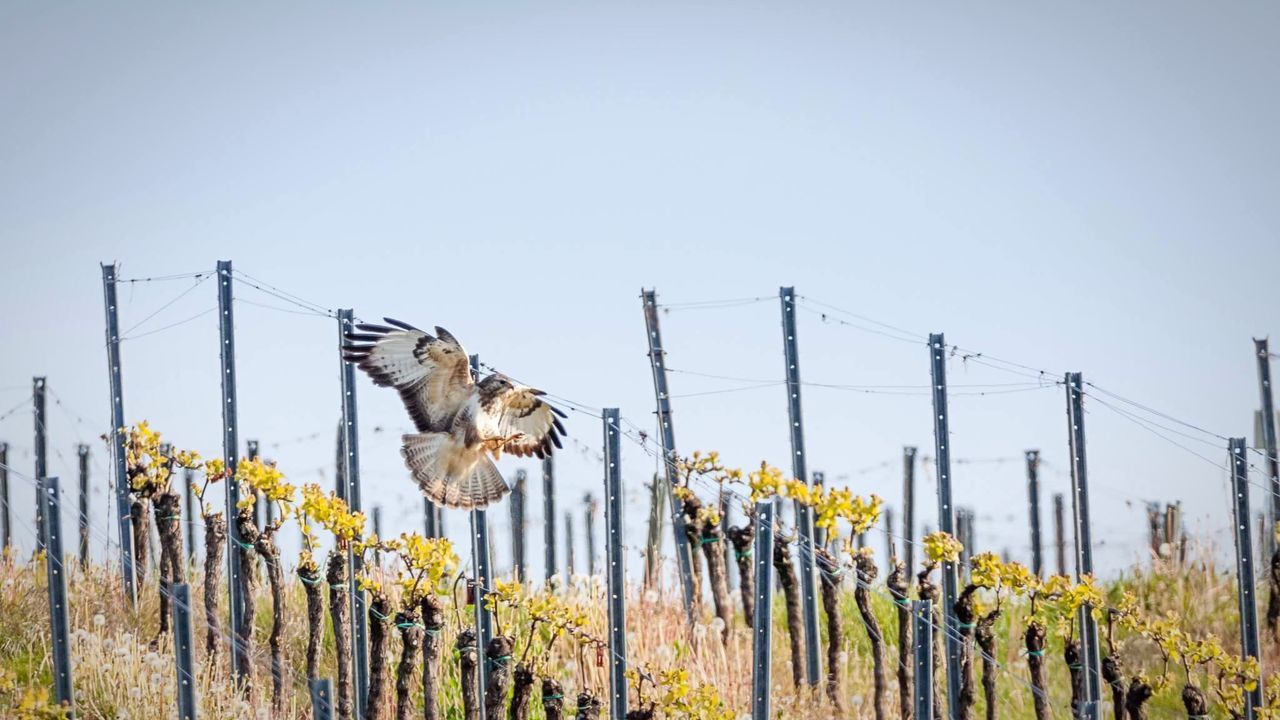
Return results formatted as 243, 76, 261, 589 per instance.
472, 377, 567, 458
342, 320, 472, 432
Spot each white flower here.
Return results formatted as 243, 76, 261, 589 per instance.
128, 687, 142, 699
256, 707, 270, 719
120, 632, 134, 645
709, 617, 726, 633
149, 673, 164, 687
102, 639, 115, 652
692, 624, 707, 639
837, 651, 849, 665
643, 590, 659, 604
92, 613, 106, 627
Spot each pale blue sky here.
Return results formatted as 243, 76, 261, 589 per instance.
1, 2, 1277, 580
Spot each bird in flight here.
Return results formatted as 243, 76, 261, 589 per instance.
342, 319, 565, 509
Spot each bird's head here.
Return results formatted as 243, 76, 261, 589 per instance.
478, 372, 515, 393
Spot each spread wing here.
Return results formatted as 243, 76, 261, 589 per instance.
342, 319, 473, 432
473, 378, 567, 459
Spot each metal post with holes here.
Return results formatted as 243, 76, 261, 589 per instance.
183, 468, 196, 563
311, 679, 334, 720
337, 309, 370, 716
812, 471, 826, 546
602, 409, 627, 720
423, 497, 437, 539
247, 439, 262, 529
640, 288, 697, 622
470, 506, 493, 715
1053, 493, 1067, 576
43, 476, 74, 710
34, 377, 47, 552
884, 506, 895, 569
928, 334, 963, 720
565, 512, 576, 576
78, 444, 89, 568
1256, 339, 1280, 560
913, 599, 934, 720
468, 354, 494, 718
1064, 373, 1102, 717
172, 583, 198, 720
0, 442, 9, 549
903, 446, 918, 575
1231, 438, 1264, 718
779, 286, 821, 687
102, 263, 137, 604
1026, 450, 1043, 577
543, 456, 556, 582
750, 493, 775, 720
216, 259, 249, 680
511, 469, 527, 581
585, 495, 598, 575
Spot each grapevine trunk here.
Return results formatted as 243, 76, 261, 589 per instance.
773, 533, 805, 688
887, 560, 914, 720
327, 547, 354, 720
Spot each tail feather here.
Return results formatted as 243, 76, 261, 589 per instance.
401, 432, 508, 509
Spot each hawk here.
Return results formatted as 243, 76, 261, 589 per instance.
342, 318, 566, 509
